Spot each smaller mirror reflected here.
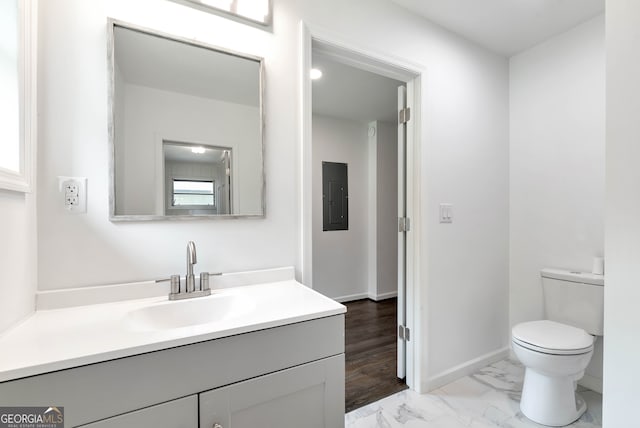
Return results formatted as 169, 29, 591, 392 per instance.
163, 141, 232, 216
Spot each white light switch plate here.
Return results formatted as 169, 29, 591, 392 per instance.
439, 203, 453, 223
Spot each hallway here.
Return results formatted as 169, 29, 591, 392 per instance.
345, 298, 408, 412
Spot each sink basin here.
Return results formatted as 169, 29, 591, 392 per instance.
126, 293, 254, 331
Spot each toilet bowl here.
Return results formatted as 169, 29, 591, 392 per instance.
512, 268, 604, 427
512, 320, 594, 426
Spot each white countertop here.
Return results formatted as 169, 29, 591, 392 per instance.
0, 278, 345, 383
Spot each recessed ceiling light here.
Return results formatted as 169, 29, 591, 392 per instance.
191, 147, 206, 154
310, 68, 323, 80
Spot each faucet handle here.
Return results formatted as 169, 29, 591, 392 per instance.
170, 275, 181, 294
200, 272, 210, 291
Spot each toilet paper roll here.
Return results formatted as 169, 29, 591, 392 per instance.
592, 257, 604, 275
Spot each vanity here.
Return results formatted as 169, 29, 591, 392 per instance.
0, 268, 346, 427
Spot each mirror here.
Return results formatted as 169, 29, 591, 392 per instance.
162, 141, 232, 215
108, 21, 264, 220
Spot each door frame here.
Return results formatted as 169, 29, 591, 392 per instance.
297, 21, 424, 391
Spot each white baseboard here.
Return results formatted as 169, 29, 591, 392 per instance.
422, 346, 510, 392
333, 292, 369, 303
370, 291, 398, 301
579, 373, 603, 394
333, 291, 398, 303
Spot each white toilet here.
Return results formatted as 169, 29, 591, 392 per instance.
512, 268, 604, 427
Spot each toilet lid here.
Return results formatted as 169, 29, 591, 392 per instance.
512, 320, 594, 352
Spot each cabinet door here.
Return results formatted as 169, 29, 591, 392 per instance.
77, 395, 197, 428
200, 354, 344, 428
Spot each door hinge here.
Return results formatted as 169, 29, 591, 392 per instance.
398, 217, 411, 232
398, 325, 411, 341
398, 107, 411, 124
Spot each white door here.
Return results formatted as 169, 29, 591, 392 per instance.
397, 85, 407, 380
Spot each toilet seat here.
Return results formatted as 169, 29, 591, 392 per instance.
512, 320, 594, 355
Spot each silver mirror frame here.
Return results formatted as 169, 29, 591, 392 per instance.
106, 19, 265, 221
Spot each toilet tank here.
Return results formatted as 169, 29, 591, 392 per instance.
541, 268, 604, 335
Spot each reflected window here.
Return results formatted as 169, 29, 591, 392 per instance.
172, 179, 215, 207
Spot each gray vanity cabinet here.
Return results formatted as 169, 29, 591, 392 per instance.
78, 355, 344, 428
78, 396, 198, 428
200, 355, 344, 428
0, 315, 345, 428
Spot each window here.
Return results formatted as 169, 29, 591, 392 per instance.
0, 0, 20, 173
172, 179, 215, 207
184, 0, 271, 25
0, 0, 35, 192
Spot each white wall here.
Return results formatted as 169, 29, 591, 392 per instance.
119, 83, 260, 216
312, 114, 369, 301
314, 118, 396, 302
604, 0, 640, 424
38, 0, 289, 290
421, 40, 509, 383
509, 15, 605, 327
0, 192, 36, 331
509, 15, 605, 391
36, 0, 509, 390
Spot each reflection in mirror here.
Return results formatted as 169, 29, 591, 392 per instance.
162, 141, 232, 216
108, 21, 264, 220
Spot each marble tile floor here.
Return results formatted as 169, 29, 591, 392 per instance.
345, 358, 602, 428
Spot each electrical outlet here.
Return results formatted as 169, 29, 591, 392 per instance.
64, 182, 79, 196
59, 176, 87, 213
65, 194, 79, 206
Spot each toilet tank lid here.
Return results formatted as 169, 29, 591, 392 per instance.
512, 320, 594, 351
541, 268, 604, 286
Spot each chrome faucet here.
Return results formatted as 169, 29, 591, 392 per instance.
166, 241, 213, 300
186, 240, 197, 293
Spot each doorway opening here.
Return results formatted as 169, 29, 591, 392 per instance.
302, 34, 421, 411
343, 298, 407, 412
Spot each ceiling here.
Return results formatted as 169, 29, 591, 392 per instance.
390, 0, 604, 56
114, 25, 260, 106
312, 51, 403, 123
164, 142, 226, 164
312, 1, 605, 123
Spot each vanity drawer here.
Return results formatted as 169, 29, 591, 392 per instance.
77, 395, 197, 428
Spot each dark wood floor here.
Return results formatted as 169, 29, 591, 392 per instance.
344, 298, 407, 413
